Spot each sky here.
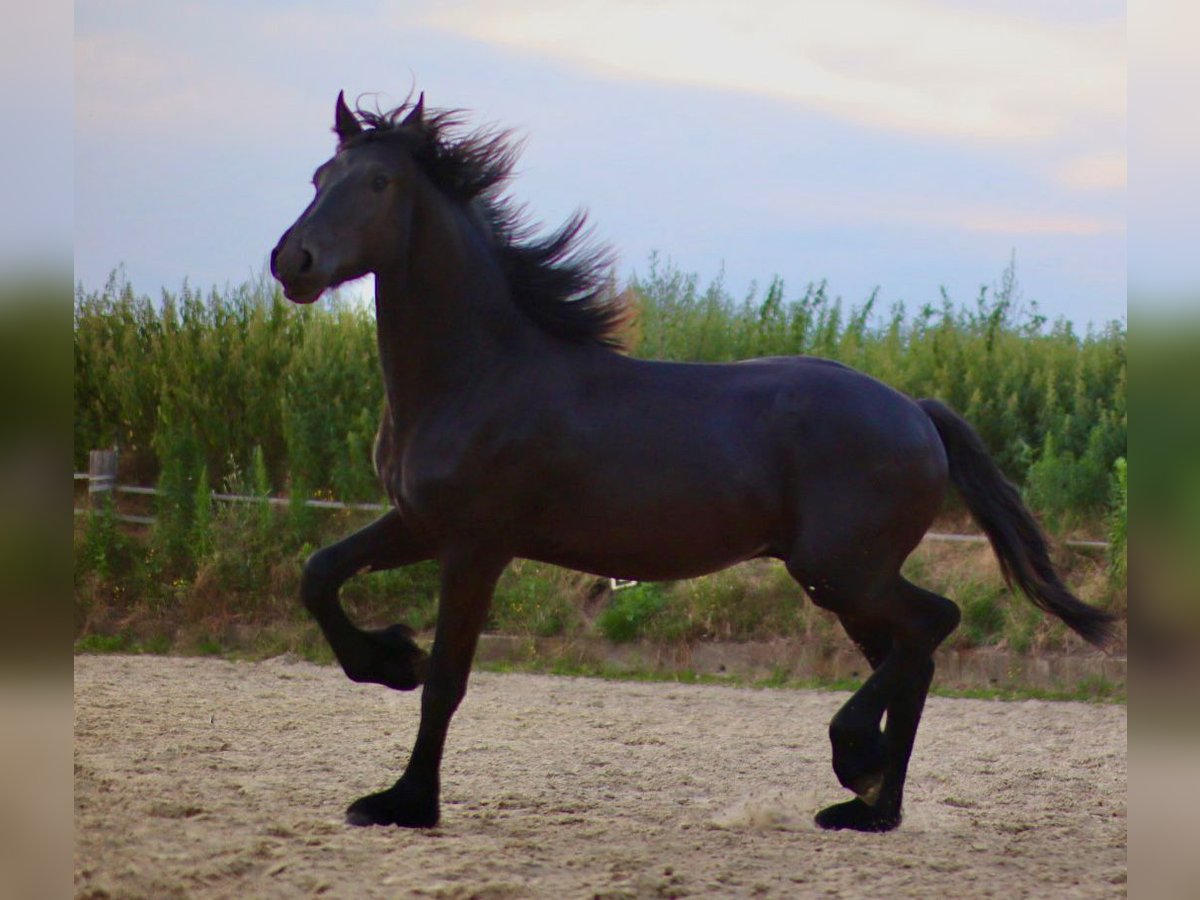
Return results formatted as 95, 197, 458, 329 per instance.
72, 0, 1129, 326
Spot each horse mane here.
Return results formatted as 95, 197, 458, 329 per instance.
347, 98, 628, 350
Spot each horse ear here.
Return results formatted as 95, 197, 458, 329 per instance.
334, 90, 363, 142
401, 92, 425, 128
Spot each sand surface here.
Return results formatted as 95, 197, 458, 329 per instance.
74, 654, 1126, 898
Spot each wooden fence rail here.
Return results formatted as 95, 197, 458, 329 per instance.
74, 478, 388, 523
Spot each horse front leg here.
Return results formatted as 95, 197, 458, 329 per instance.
346, 549, 508, 828
301, 510, 434, 690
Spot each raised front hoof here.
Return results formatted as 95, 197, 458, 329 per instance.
345, 782, 438, 829
814, 798, 900, 833
345, 625, 428, 691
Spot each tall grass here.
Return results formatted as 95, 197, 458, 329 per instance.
73, 269, 382, 500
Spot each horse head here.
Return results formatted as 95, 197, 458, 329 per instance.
270, 91, 425, 304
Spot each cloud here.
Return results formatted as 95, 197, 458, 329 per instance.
1054, 151, 1126, 191
74, 7, 372, 138
75, 32, 273, 134
718, 179, 1123, 238
952, 211, 1122, 237
405, 0, 1124, 141
862, 205, 1123, 238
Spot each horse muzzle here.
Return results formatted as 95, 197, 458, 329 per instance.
270, 231, 328, 304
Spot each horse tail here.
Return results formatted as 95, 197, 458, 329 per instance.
918, 398, 1115, 647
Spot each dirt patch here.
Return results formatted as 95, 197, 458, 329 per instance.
74, 655, 1126, 898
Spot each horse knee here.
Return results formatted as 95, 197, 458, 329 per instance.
300, 545, 342, 613
929, 596, 961, 646
896, 587, 960, 654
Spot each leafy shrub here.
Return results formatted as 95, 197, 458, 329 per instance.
957, 582, 1009, 647
347, 562, 442, 632
597, 583, 669, 643
77, 495, 137, 583
487, 562, 583, 637
666, 565, 804, 641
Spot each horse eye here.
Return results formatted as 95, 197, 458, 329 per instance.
372, 174, 389, 192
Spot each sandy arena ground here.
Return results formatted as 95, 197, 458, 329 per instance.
74, 654, 1126, 898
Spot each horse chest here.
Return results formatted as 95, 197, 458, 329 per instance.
382, 423, 524, 536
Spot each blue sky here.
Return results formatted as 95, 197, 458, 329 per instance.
74, 0, 1127, 326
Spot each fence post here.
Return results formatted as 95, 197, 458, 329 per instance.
88, 448, 119, 502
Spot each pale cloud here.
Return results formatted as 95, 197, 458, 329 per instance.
953, 212, 1122, 237
74, 8, 366, 137
404, 0, 1124, 141
859, 205, 1123, 238
251, 7, 382, 45
75, 33, 270, 133
1054, 151, 1127, 191
728, 182, 1122, 238
865, 205, 1122, 236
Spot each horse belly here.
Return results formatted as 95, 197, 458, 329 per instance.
525, 537, 774, 583
518, 468, 781, 581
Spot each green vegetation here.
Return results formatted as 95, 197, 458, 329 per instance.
74, 258, 1125, 661
490, 562, 585, 637
597, 583, 670, 642
73, 269, 382, 501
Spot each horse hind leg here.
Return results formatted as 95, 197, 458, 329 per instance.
794, 565, 960, 832
301, 510, 434, 691
823, 617, 891, 805
870, 581, 960, 808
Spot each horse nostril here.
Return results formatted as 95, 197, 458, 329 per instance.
298, 248, 314, 274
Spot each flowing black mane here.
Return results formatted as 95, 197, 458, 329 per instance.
348, 100, 627, 349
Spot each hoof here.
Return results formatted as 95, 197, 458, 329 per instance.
346, 781, 438, 829
346, 625, 427, 691
814, 798, 900, 833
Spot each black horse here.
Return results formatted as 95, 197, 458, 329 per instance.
270, 92, 1114, 833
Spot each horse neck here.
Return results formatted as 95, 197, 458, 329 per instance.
373, 188, 537, 416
